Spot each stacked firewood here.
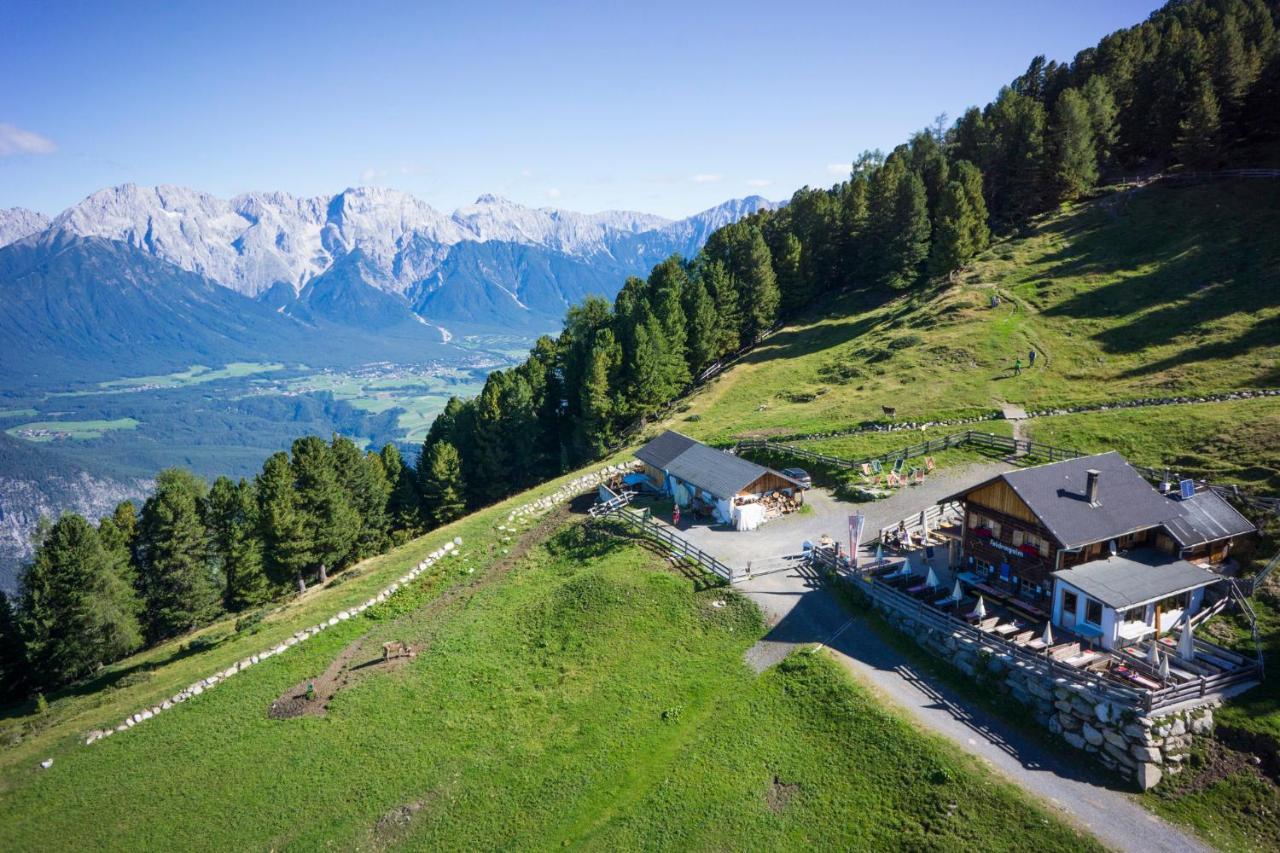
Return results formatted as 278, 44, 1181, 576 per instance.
760, 492, 801, 516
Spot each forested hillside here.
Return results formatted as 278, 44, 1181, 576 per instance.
1, 0, 1276, 705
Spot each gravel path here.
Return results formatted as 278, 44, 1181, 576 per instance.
733, 462, 1208, 853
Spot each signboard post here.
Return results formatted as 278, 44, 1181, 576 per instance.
848, 512, 865, 570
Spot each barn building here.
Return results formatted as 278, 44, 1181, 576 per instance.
940, 451, 1255, 649
635, 430, 803, 529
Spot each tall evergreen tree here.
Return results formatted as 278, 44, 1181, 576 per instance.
953, 160, 991, 253
137, 469, 220, 641
381, 443, 421, 541
19, 514, 143, 686
256, 452, 310, 590
419, 441, 467, 528
204, 476, 270, 610
0, 590, 29, 700
576, 328, 620, 458
330, 435, 391, 561
1175, 74, 1222, 167
681, 272, 719, 377
699, 258, 739, 356
467, 373, 514, 506
1082, 76, 1119, 170
1049, 87, 1099, 200
291, 436, 359, 583
928, 180, 978, 276
735, 226, 779, 342
883, 171, 931, 288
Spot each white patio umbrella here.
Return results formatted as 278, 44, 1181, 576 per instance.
1178, 616, 1196, 662
919, 510, 930, 540
1041, 621, 1054, 646
973, 595, 987, 619
1147, 641, 1160, 667
1158, 651, 1170, 681
924, 566, 939, 589
949, 579, 963, 603
874, 542, 884, 564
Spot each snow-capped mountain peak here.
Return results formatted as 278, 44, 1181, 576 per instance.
0, 207, 51, 248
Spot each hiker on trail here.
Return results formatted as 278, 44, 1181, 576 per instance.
1013, 357, 1022, 376
1028, 349, 1036, 367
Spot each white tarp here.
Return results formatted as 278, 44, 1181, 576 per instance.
733, 503, 765, 531
673, 482, 692, 507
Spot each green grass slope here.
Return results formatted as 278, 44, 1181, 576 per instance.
0, 510, 1095, 851
673, 180, 1279, 442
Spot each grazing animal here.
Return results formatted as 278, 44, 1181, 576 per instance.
382, 641, 415, 662
882, 405, 896, 417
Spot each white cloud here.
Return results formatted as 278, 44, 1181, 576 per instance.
360, 167, 389, 183
546, 187, 562, 199
826, 163, 852, 177
0, 123, 56, 156
691, 173, 723, 184
747, 178, 773, 188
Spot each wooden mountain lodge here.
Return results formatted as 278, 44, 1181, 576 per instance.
940, 451, 1256, 650
635, 430, 803, 529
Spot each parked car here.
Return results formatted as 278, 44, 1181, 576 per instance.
781, 467, 812, 489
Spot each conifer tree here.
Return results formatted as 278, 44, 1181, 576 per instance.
0, 591, 28, 700
137, 469, 221, 641
953, 160, 991, 253
330, 435, 391, 561
1049, 87, 1099, 200
498, 372, 540, 490
577, 329, 620, 458
681, 273, 719, 378
699, 258, 739, 356
1082, 76, 1119, 170
291, 436, 359, 583
20, 514, 144, 686
97, 500, 138, 575
467, 373, 513, 506
381, 443, 421, 541
928, 181, 976, 277
736, 226, 779, 342
256, 452, 310, 590
1175, 74, 1222, 167
883, 171, 931, 289
419, 441, 467, 527
204, 476, 269, 610
647, 257, 692, 390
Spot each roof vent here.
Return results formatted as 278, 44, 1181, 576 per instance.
1086, 469, 1101, 506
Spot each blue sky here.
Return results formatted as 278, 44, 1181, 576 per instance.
2, 0, 1160, 218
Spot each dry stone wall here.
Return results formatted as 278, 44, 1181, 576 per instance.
869, 591, 1216, 791
83, 461, 633, 747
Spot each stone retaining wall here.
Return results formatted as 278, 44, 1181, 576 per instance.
868, 589, 1216, 791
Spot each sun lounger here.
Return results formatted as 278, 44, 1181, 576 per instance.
861, 463, 873, 477
870, 459, 882, 474
913, 468, 926, 484
925, 456, 936, 471
892, 458, 905, 474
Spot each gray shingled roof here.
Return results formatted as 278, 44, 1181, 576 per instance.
635, 430, 699, 470
942, 451, 1179, 549
1162, 489, 1256, 548
1052, 549, 1221, 609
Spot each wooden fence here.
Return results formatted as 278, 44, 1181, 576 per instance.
600, 504, 739, 584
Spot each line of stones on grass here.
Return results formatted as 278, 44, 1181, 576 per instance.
869, 592, 1217, 791
766, 388, 1280, 444
81, 462, 632, 747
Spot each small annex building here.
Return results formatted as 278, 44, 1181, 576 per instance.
939, 451, 1256, 650
635, 430, 802, 529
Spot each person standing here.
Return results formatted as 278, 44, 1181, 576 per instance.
1028, 349, 1037, 367
672, 504, 681, 527
1014, 357, 1022, 376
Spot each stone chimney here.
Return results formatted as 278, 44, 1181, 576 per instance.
1086, 469, 1101, 505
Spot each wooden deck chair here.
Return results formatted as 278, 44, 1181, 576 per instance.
892, 458, 905, 474
861, 462, 873, 477
914, 468, 926, 484
924, 456, 936, 471
870, 459, 882, 474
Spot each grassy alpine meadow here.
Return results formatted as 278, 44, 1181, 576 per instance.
0, 514, 1097, 851
671, 180, 1278, 444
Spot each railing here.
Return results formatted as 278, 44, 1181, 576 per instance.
589, 484, 635, 518
598, 504, 739, 584
877, 501, 964, 546
1247, 549, 1280, 596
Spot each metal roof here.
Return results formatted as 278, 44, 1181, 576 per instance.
637, 430, 800, 500
1161, 489, 1256, 548
942, 451, 1180, 549
1052, 548, 1221, 609
635, 430, 699, 470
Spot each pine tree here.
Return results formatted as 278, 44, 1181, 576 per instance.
419, 441, 467, 527
681, 272, 719, 378
291, 436, 360, 583
1082, 76, 1119, 170
1175, 74, 1222, 168
467, 373, 513, 506
19, 514, 143, 686
953, 160, 990, 253
1049, 87, 1098, 201
205, 476, 270, 610
576, 329, 619, 458
330, 435, 391, 561
700, 258, 739, 356
498, 372, 539, 491
137, 469, 221, 641
883, 171, 931, 289
256, 452, 310, 590
0, 591, 29, 701
647, 256, 692, 390
928, 181, 976, 277
736, 226, 779, 342
381, 443, 421, 542
97, 501, 138, 575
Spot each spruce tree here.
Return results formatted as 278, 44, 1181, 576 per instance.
700, 258, 739, 356
1082, 76, 1119, 170
381, 443, 421, 541
928, 181, 976, 277
256, 452, 310, 590
884, 171, 931, 289
1175, 74, 1222, 168
0, 591, 29, 701
577, 329, 619, 458
330, 435, 391, 561
419, 441, 467, 527
498, 372, 539, 491
1049, 87, 1098, 201
291, 436, 360, 582
467, 373, 513, 506
736, 226, 779, 342
953, 160, 991, 253
19, 514, 143, 686
205, 476, 270, 610
681, 273, 719, 378
137, 469, 221, 641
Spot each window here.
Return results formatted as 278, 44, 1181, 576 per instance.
1156, 592, 1189, 612
1085, 598, 1104, 626
1123, 606, 1145, 623
1062, 590, 1078, 615
989, 521, 1002, 539
1011, 530, 1024, 547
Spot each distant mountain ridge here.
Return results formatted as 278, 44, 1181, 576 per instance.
17, 184, 777, 330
